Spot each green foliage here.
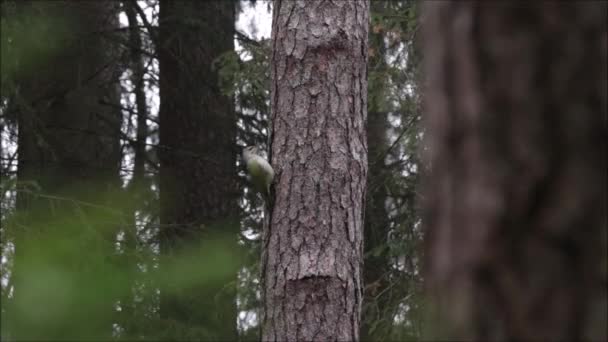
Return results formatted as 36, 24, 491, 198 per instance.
362, 1, 425, 341
1, 186, 241, 340
215, 42, 270, 109
215, 37, 271, 149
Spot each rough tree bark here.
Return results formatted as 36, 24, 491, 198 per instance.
263, 1, 369, 340
422, 2, 607, 341
158, 1, 238, 340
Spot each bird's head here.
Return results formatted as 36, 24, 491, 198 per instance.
243, 146, 262, 161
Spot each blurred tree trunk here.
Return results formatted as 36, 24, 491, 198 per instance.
263, 1, 369, 340
158, 1, 238, 340
361, 2, 392, 339
125, 1, 149, 192
121, 1, 149, 337
422, 2, 607, 341
11, 1, 122, 339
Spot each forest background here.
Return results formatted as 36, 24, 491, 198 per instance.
0, 1, 605, 341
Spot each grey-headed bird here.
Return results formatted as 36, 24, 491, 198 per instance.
242, 146, 274, 205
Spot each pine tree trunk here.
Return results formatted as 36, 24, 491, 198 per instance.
263, 1, 369, 340
158, 1, 238, 339
422, 2, 607, 340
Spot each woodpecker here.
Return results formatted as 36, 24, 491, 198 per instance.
242, 146, 274, 204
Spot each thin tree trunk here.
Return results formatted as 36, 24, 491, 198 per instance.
122, 2, 149, 337
125, 1, 149, 190
422, 2, 607, 341
263, 1, 369, 340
